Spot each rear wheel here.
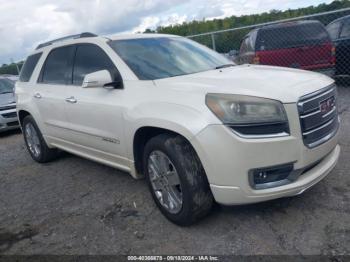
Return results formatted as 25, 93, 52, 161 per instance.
23, 115, 59, 163
143, 134, 213, 226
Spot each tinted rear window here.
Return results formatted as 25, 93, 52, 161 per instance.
340, 19, 350, 38
256, 22, 330, 51
40, 46, 75, 85
19, 53, 42, 82
327, 21, 342, 40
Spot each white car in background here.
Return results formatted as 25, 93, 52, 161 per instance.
0, 75, 19, 132
15, 33, 340, 225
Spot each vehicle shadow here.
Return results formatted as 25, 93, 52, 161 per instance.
215, 196, 295, 215
204, 194, 303, 225
0, 129, 21, 138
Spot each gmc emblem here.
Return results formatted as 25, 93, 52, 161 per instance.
320, 96, 335, 115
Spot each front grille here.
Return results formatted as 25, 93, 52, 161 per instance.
2, 112, 17, 118
0, 104, 16, 111
298, 85, 339, 148
7, 121, 19, 127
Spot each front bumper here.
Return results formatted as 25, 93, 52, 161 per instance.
210, 145, 339, 204
0, 108, 20, 132
191, 103, 340, 205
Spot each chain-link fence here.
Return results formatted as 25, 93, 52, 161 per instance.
188, 8, 350, 86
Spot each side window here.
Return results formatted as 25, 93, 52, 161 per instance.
327, 22, 341, 40
73, 44, 118, 86
40, 46, 75, 85
340, 20, 350, 39
19, 53, 42, 82
249, 31, 258, 51
240, 37, 249, 53
245, 37, 252, 52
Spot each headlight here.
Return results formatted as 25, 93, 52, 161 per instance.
206, 93, 289, 137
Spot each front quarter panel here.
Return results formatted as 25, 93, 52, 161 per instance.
127, 102, 208, 140
122, 80, 220, 162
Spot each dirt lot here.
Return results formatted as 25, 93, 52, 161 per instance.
0, 87, 349, 256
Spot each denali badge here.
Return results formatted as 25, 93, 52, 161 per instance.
102, 137, 120, 144
320, 96, 335, 115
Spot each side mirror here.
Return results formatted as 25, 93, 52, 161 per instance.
82, 70, 123, 89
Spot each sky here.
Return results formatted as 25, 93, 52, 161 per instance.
0, 0, 333, 65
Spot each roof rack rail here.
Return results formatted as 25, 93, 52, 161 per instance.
36, 32, 97, 50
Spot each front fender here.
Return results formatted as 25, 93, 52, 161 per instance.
124, 102, 216, 160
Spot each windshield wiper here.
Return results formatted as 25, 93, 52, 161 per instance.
215, 64, 235, 70
0, 91, 13, 94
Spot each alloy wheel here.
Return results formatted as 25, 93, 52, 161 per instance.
148, 150, 183, 214
24, 123, 41, 158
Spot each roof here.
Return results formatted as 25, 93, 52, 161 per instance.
328, 14, 350, 25
35, 32, 180, 51
107, 33, 180, 41
259, 20, 322, 30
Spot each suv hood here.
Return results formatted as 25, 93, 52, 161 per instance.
154, 65, 334, 103
0, 92, 15, 106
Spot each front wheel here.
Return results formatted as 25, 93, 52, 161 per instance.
143, 134, 213, 226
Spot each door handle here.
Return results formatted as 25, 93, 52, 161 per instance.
65, 96, 77, 104
34, 93, 42, 99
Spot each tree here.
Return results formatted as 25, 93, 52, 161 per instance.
154, 0, 350, 36
151, 0, 350, 52
144, 28, 155, 34
0, 62, 23, 75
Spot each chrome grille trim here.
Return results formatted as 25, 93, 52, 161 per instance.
302, 117, 336, 136
298, 88, 334, 106
300, 109, 321, 119
0, 104, 16, 111
307, 124, 339, 148
1, 111, 17, 118
298, 86, 336, 114
298, 84, 339, 148
322, 106, 337, 118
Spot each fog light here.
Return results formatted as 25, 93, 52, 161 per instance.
255, 171, 268, 183
250, 163, 294, 189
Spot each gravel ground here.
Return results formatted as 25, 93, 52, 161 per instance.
0, 87, 349, 256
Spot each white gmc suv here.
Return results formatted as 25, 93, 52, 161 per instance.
16, 33, 340, 225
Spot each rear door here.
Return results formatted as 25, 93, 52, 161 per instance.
256, 23, 333, 70
34, 45, 75, 139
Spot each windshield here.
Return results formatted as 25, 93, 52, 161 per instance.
109, 37, 233, 80
0, 79, 15, 94
256, 23, 330, 51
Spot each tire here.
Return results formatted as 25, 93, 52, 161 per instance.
143, 134, 213, 226
22, 115, 59, 163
